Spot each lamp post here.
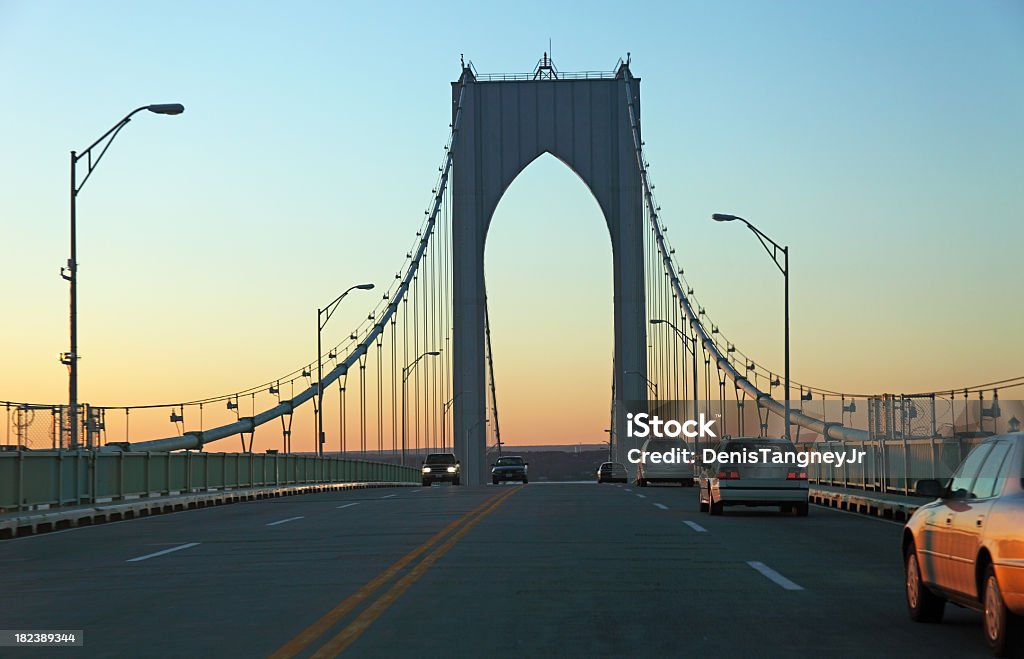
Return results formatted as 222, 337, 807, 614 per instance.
712, 213, 790, 441
650, 318, 699, 423
467, 417, 488, 464
317, 283, 374, 456
402, 350, 440, 466
66, 104, 184, 449
441, 392, 463, 452
625, 370, 658, 402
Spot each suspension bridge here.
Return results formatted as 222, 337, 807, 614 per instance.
1, 55, 1021, 657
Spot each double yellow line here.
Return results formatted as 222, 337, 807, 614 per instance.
271, 486, 520, 658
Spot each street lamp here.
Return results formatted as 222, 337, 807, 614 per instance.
468, 417, 489, 466
402, 350, 440, 466
711, 213, 790, 441
625, 370, 658, 402
441, 392, 463, 452
317, 283, 374, 456
650, 318, 699, 423
65, 104, 184, 449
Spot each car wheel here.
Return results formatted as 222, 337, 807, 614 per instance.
905, 543, 945, 623
492, 477, 499, 485
709, 492, 723, 516
421, 480, 430, 487
794, 502, 809, 517
983, 562, 1022, 656
522, 477, 528, 484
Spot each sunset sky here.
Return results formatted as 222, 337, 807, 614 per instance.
1, 1, 1022, 451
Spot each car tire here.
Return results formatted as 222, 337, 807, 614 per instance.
905, 543, 945, 623
422, 480, 430, 487
983, 562, 1022, 656
522, 477, 528, 484
492, 477, 499, 485
795, 502, 809, 517
709, 492, 723, 516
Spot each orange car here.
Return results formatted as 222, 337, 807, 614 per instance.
902, 432, 1024, 656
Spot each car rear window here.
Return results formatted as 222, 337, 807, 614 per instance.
425, 454, 456, 464
646, 438, 686, 452
495, 457, 523, 466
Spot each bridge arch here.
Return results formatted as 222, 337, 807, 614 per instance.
451, 66, 648, 484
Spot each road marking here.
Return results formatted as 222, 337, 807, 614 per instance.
266, 516, 304, 527
624, 488, 633, 492
653, 503, 668, 510
747, 561, 804, 591
683, 520, 708, 533
126, 542, 200, 563
636, 494, 647, 499
309, 488, 519, 657
270, 488, 518, 659
336, 503, 360, 509
380, 494, 396, 499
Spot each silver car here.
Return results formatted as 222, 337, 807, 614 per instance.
697, 437, 809, 516
597, 462, 628, 484
635, 437, 695, 487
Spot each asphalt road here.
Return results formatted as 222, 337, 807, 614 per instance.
0, 483, 993, 658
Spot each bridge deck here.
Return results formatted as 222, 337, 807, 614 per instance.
0, 483, 987, 657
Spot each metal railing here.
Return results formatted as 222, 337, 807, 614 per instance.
794, 436, 989, 496
0, 451, 418, 512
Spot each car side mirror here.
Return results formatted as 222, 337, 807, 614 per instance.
915, 479, 944, 498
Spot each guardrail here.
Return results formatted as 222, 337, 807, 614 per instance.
795, 436, 987, 496
0, 451, 418, 512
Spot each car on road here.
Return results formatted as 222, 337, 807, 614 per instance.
697, 436, 809, 516
421, 453, 460, 486
635, 437, 694, 487
597, 462, 628, 484
902, 432, 1024, 656
491, 456, 528, 484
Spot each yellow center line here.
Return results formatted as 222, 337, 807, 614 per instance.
268, 489, 514, 659
310, 486, 521, 657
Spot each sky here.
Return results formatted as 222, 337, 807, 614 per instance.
1, 1, 1022, 451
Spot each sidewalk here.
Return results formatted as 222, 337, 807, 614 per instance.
0, 481, 415, 539
809, 484, 926, 522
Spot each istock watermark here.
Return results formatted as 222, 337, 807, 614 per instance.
624, 445, 867, 468
625, 412, 717, 439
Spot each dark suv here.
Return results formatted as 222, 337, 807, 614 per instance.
491, 456, 528, 484
421, 453, 460, 486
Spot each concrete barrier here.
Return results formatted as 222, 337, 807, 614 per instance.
809, 485, 924, 522
0, 481, 415, 540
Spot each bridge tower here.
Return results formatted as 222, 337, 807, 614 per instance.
451, 58, 648, 484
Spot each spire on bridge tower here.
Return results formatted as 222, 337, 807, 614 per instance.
534, 51, 558, 80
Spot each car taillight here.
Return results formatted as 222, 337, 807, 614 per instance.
787, 470, 807, 480
718, 470, 740, 480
